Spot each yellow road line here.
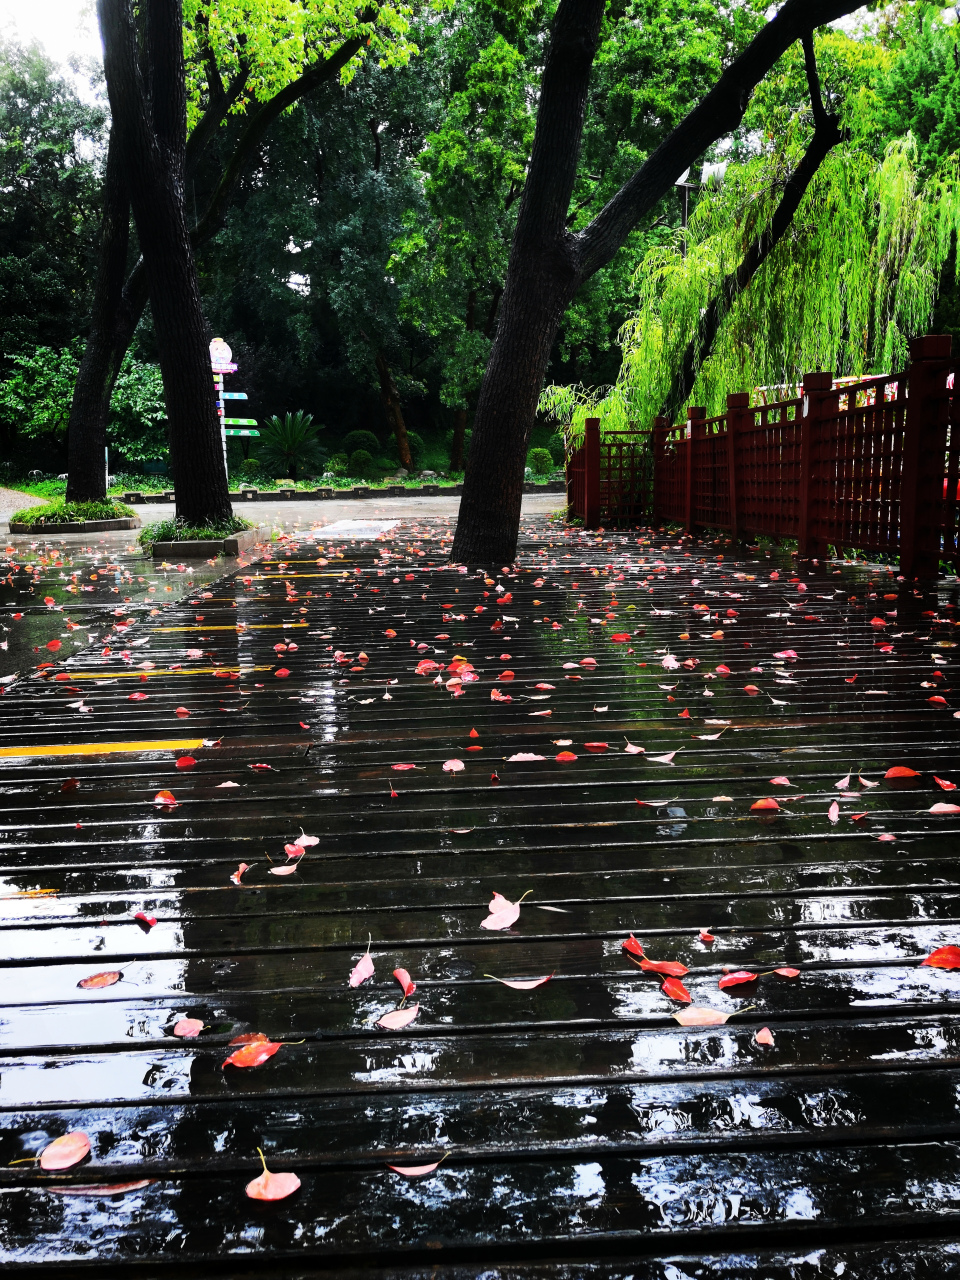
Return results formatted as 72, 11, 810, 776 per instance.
47, 665, 273, 680
155, 623, 308, 632
0, 739, 203, 759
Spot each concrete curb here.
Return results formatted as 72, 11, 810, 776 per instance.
8, 517, 141, 534
151, 526, 263, 558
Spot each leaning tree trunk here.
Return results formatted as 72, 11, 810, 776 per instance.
375, 350, 413, 471
65, 135, 130, 503
98, 0, 231, 526
450, 0, 863, 566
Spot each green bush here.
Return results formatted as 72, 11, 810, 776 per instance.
329, 453, 349, 475
237, 458, 261, 481
349, 448, 378, 480
387, 430, 424, 467
527, 447, 555, 476
10, 498, 135, 525
547, 432, 565, 465
258, 411, 325, 480
138, 515, 252, 553
342, 429, 380, 456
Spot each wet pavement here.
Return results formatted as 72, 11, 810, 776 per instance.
0, 513, 959, 1276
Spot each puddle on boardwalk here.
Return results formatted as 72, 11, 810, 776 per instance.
0, 514, 958, 1268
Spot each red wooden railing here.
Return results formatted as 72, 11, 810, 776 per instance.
566, 334, 960, 575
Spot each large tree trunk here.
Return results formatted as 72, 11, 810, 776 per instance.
98, 0, 231, 526
65, 134, 130, 503
450, 0, 863, 565
375, 350, 413, 471
66, 23, 366, 504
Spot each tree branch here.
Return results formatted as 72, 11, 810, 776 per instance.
185, 64, 249, 178
190, 19, 372, 245
660, 84, 846, 419
801, 31, 829, 129
575, 0, 863, 280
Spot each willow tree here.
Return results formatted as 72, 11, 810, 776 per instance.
68, 0, 420, 508
543, 132, 960, 448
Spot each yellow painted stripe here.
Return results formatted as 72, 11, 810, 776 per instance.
155, 623, 309, 632
47, 665, 273, 680
0, 739, 203, 759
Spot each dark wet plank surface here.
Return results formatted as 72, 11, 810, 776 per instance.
1, 516, 960, 1273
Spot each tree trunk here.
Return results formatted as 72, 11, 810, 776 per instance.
98, 0, 231, 526
450, 409, 468, 472
65, 133, 130, 503
449, 288, 477, 472
450, 0, 864, 566
66, 22, 367, 506
375, 350, 413, 470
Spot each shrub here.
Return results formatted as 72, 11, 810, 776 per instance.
547, 432, 565, 464
237, 458, 261, 480
10, 498, 134, 525
386, 430, 424, 467
258, 411, 325, 480
342, 429, 380, 456
138, 515, 252, 553
527, 447, 554, 476
349, 448, 377, 480
329, 453, 349, 475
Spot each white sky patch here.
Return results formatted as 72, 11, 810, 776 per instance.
0, 0, 102, 77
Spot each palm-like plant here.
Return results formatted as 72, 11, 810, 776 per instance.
258, 411, 325, 481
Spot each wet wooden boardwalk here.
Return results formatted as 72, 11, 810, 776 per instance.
1, 516, 960, 1277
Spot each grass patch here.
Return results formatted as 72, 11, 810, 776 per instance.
138, 515, 253, 553
10, 498, 135, 525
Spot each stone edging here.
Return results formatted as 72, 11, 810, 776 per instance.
151, 526, 263, 558
8, 516, 141, 534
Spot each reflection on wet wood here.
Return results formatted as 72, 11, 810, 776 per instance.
0, 517, 958, 1271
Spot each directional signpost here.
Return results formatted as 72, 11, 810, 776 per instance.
209, 338, 258, 478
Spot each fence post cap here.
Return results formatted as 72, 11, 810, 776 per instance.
687, 406, 706, 420
802, 371, 833, 392
908, 333, 952, 361
726, 393, 750, 408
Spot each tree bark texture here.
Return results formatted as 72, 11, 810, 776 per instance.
99, 0, 231, 525
450, 0, 865, 565
375, 350, 413, 470
65, 133, 130, 503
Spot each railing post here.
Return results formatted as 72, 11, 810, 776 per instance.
798, 371, 834, 558
685, 407, 705, 534
584, 416, 601, 530
901, 334, 952, 577
651, 416, 670, 524
725, 393, 749, 541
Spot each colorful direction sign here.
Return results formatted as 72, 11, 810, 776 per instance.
209, 338, 257, 478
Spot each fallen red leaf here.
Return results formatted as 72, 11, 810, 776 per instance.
755, 1027, 775, 1046
774, 967, 800, 978
487, 973, 553, 989
388, 1161, 443, 1177
699, 928, 716, 943
173, 1017, 204, 1038
394, 967, 416, 997
930, 802, 960, 814
556, 751, 578, 762
583, 742, 608, 752
39, 1131, 91, 1170
921, 946, 960, 969
349, 950, 375, 986
223, 1039, 282, 1068
718, 970, 758, 989
246, 1150, 301, 1201
639, 957, 689, 977
175, 756, 196, 770
750, 798, 780, 811
661, 977, 692, 1002
935, 777, 958, 791
134, 911, 157, 929
274, 668, 290, 678
230, 863, 250, 884
673, 1006, 732, 1026
77, 970, 122, 989
153, 790, 177, 807
378, 1004, 419, 1029
885, 766, 920, 778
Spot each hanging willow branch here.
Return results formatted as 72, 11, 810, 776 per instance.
659, 34, 847, 420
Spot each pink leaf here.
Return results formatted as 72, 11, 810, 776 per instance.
443, 759, 465, 773
769, 776, 791, 787
931, 802, 960, 814
349, 950, 375, 987
173, 1018, 204, 1038
481, 891, 522, 930
230, 862, 250, 884
377, 1003, 419, 1029
394, 967, 416, 997
388, 1161, 442, 1177
755, 1027, 775, 1046
828, 801, 840, 823
487, 973, 552, 989
672, 1006, 732, 1026
39, 1131, 91, 1170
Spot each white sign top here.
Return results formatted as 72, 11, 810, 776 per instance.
209, 337, 232, 365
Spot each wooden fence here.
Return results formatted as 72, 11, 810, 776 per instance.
566, 334, 960, 576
